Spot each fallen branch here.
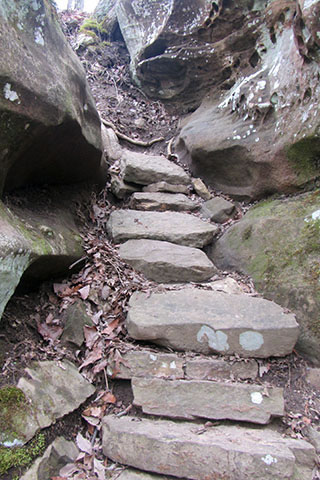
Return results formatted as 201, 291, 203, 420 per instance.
100, 117, 164, 147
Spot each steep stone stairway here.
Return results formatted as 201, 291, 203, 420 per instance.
102, 148, 316, 479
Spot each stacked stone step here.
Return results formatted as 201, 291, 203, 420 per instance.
104, 151, 316, 479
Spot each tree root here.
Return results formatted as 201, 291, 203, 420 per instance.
100, 117, 164, 147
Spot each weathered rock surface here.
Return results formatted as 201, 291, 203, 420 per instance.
103, 415, 316, 480
185, 357, 258, 381
107, 350, 184, 379
16, 360, 95, 443
191, 178, 211, 200
20, 437, 79, 480
132, 378, 284, 424
0, 197, 83, 320
110, 175, 140, 200
61, 300, 93, 347
200, 197, 236, 223
118, 239, 215, 282
175, 2, 320, 199
126, 289, 299, 357
116, 470, 177, 480
0, 0, 102, 194
121, 151, 190, 186
211, 192, 320, 363
143, 182, 189, 194
107, 349, 258, 381
129, 192, 198, 212
107, 210, 218, 247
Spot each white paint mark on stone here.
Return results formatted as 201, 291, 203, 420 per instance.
170, 361, 176, 369
239, 331, 264, 351
3, 83, 20, 103
34, 27, 44, 45
150, 354, 157, 361
261, 454, 278, 465
197, 326, 229, 352
251, 392, 263, 404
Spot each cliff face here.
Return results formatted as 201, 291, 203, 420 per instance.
101, 0, 320, 199
0, 0, 103, 195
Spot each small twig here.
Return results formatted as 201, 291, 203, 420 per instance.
167, 137, 174, 156
116, 404, 132, 417
100, 117, 164, 147
103, 368, 109, 390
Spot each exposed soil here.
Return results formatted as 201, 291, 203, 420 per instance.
0, 9, 319, 480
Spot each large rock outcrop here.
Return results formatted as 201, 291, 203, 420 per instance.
0, 0, 103, 195
211, 191, 320, 363
0, 189, 84, 319
106, 0, 320, 199
175, 0, 320, 199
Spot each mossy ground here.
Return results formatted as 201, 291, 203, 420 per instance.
0, 433, 45, 476
0, 386, 26, 443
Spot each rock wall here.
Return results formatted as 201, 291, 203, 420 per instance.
0, 0, 103, 195
109, 0, 320, 200
210, 191, 320, 363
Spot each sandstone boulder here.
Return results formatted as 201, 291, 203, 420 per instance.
200, 197, 236, 223
132, 378, 284, 424
126, 288, 299, 358
0, 0, 102, 195
107, 210, 218, 247
175, 2, 320, 199
121, 151, 190, 186
129, 192, 198, 212
211, 191, 320, 363
118, 239, 215, 282
103, 415, 316, 480
0, 194, 83, 319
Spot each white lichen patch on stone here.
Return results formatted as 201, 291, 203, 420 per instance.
261, 454, 278, 465
17, 22, 24, 30
3, 83, 20, 103
31, 0, 40, 10
239, 331, 264, 351
197, 326, 229, 352
34, 27, 44, 45
150, 354, 157, 361
170, 361, 176, 369
251, 391, 263, 404
304, 209, 320, 222
1, 438, 24, 447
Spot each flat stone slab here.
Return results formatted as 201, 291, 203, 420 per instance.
132, 378, 284, 424
126, 289, 299, 358
143, 182, 189, 194
107, 210, 218, 248
107, 350, 257, 381
17, 360, 95, 443
185, 357, 258, 380
118, 239, 216, 282
107, 350, 185, 379
103, 416, 316, 480
129, 192, 198, 212
200, 197, 236, 223
116, 470, 180, 480
122, 151, 190, 186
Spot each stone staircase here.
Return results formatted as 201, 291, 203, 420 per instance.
102, 150, 316, 479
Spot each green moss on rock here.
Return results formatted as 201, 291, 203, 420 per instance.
0, 433, 45, 476
287, 137, 320, 184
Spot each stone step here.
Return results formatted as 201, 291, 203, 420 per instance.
107, 349, 258, 381
103, 416, 316, 480
107, 210, 218, 248
116, 470, 178, 480
122, 151, 190, 186
132, 378, 284, 424
126, 289, 299, 358
143, 182, 189, 194
129, 192, 198, 212
118, 239, 216, 283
